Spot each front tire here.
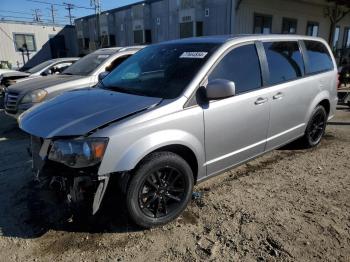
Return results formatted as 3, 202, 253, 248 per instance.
126, 152, 194, 228
301, 105, 327, 148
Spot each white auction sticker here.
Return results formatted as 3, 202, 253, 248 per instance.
180, 52, 208, 59
97, 54, 110, 59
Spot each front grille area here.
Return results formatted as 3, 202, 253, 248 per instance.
4, 91, 19, 113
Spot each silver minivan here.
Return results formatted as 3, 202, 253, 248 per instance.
19, 35, 338, 228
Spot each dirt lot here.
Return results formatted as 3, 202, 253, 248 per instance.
0, 104, 349, 262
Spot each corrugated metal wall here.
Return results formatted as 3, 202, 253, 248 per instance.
75, 0, 350, 53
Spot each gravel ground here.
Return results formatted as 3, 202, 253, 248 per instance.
0, 103, 349, 262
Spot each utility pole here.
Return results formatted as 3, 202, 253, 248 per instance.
32, 8, 42, 22
90, 0, 101, 49
63, 2, 75, 25
48, 4, 57, 30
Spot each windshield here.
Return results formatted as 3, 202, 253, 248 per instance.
26, 60, 53, 74
62, 53, 111, 76
101, 43, 220, 99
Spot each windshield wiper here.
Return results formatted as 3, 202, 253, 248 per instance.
61, 72, 74, 75
100, 84, 143, 96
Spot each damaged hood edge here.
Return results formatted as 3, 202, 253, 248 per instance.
19, 88, 163, 139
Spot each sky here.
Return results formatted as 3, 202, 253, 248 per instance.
0, 0, 139, 25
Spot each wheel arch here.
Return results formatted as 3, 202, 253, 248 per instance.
98, 129, 205, 182
305, 91, 331, 125
137, 144, 199, 183
318, 99, 330, 116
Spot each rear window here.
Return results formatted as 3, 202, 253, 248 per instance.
304, 40, 334, 74
263, 41, 305, 86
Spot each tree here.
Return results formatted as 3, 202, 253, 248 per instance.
325, 0, 350, 48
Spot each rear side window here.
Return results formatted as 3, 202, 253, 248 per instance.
304, 40, 334, 74
263, 41, 305, 85
209, 44, 262, 94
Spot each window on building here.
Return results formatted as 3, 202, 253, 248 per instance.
14, 34, 36, 52
332, 26, 340, 50
263, 41, 304, 85
282, 18, 297, 34
205, 8, 209, 17
253, 14, 272, 34
343, 27, 350, 48
182, 16, 192, 22
180, 22, 193, 38
156, 17, 161, 25
209, 44, 262, 94
304, 40, 334, 74
306, 21, 319, 37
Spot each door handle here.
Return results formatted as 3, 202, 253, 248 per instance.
255, 97, 268, 105
273, 92, 284, 100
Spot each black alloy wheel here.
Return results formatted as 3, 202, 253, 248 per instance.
126, 152, 194, 228
302, 105, 327, 147
138, 166, 186, 219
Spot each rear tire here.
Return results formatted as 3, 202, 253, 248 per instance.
126, 152, 194, 228
301, 105, 327, 148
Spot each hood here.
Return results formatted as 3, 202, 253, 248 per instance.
7, 74, 85, 94
14, 75, 42, 83
0, 69, 18, 75
19, 88, 162, 138
2, 71, 30, 78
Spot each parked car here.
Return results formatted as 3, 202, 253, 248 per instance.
0, 58, 79, 87
0, 69, 20, 96
19, 35, 338, 228
4, 46, 144, 118
0, 68, 18, 75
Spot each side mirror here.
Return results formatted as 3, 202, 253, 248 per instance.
206, 79, 236, 100
98, 71, 109, 81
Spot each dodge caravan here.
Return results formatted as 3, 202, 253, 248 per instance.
19, 35, 338, 228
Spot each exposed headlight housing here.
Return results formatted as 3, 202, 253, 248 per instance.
21, 89, 48, 104
48, 138, 108, 168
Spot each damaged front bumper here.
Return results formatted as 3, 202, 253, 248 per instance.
30, 136, 110, 215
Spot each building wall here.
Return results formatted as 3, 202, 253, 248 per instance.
74, 0, 350, 56
203, 0, 234, 36
0, 21, 78, 69
150, 0, 171, 43
235, 0, 350, 50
